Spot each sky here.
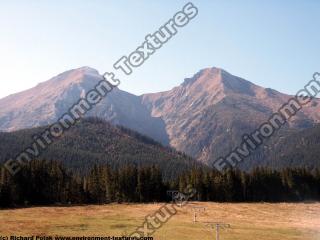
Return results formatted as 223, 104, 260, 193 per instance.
0, 0, 320, 99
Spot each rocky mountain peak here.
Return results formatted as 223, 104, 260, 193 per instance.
181, 67, 223, 88
0, 66, 103, 131
180, 67, 259, 98
44, 66, 101, 86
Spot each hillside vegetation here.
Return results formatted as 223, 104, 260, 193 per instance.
0, 118, 198, 179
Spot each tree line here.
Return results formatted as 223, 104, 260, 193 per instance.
0, 160, 319, 208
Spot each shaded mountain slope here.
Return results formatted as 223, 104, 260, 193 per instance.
0, 118, 198, 180
265, 124, 320, 170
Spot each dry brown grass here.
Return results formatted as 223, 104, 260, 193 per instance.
0, 202, 319, 240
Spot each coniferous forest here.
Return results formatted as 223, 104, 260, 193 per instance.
1, 159, 319, 208
0, 119, 319, 208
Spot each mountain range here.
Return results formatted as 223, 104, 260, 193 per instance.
1, 66, 319, 170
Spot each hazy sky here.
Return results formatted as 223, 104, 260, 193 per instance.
0, 0, 319, 99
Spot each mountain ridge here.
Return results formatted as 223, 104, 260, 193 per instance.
1, 66, 319, 169
141, 67, 320, 165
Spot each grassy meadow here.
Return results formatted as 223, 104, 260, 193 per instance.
0, 202, 319, 240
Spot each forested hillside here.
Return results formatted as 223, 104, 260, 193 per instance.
266, 124, 320, 169
0, 118, 198, 180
